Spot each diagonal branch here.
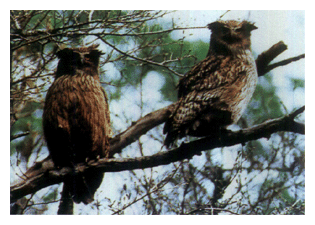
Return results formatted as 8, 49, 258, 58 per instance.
256, 41, 287, 76
10, 131, 30, 141
10, 42, 305, 203
255, 41, 305, 76
108, 103, 177, 157
10, 106, 305, 202
98, 37, 184, 77
264, 54, 305, 74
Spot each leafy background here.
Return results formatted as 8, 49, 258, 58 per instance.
10, 10, 305, 215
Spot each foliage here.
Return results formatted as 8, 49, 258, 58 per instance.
10, 10, 305, 215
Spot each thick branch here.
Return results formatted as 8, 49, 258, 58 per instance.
109, 103, 176, 157
10, 42, 305, 203
255, 41, 305, 76
107, 41, 304, 156
10, 107, 304, 202
256, 41, 287, 76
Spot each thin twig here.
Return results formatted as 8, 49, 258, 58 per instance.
111, 165, 180, 215
99, 37, 184, 77
265, 54, 305, 74
10, 107, 305, 202
10, 132, 30, 141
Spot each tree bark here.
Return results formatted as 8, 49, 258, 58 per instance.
10, 106, 304, 202
10, 41, 305, 207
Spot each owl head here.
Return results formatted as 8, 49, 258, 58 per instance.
56, 44, 104, 77
207, 20, 257, 53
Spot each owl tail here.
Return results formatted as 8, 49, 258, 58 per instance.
65, 170, 104, 205
164, 133, 176, 149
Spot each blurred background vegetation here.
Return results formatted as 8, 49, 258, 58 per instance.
10, 10, 305, 215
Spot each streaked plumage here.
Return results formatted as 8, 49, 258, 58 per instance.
164, 20, 258, 147
43, 45, 111, 204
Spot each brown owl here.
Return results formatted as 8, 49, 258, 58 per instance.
164, 20, 258, 147
43, 44, 112, 204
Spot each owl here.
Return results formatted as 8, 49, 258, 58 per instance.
43, 44, 112, 204
163, 20, 258, 147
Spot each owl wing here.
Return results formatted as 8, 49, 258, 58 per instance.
67, 76, 112, 160
164, 55, 249, 147
43, 75, 112, 166
178, 54, 233, 99
101, 87, 113, 140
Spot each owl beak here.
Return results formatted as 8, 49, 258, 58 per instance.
230, 29, 238, 37
79, 53, 85, 64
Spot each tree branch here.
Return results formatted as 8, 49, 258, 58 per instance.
10, 41, 305, 203
256, 41, 287, 76
108, 103, 177, 157
255, 41, 305, 76
264, 54, 305, 74
10, 131, 30, 141
99, 37, 185, 77
10, 106, 305, 202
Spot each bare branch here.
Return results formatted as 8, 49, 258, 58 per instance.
10, 132, 30, 141
10, 107, 305, 202
10, 10, 305, 212
264, 54, 305, 74
187, 207, 240, 215
109, 103, 177, 157
10, 41, 305, 202
99, 37, 184, 77
256, 41, 288, 76
256, 41, 305, 76
111, 165, 179, 215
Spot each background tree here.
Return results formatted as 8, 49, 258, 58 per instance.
10, 10, 305, 215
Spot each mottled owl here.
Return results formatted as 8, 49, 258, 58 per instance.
43, 44, 112, 204
164, 20, 258, 147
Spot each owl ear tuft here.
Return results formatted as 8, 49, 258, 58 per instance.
90, 49, 105, 56
207, 21, 222, 30
56, 48, 73, 58
88, 44, 104, 55
243, 22, 258, 31
90, 43, 100, 49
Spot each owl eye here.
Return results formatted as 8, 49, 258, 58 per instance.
71, 52, 82, 61
85, 53, 95, 60
235, 27, 244, 33
221, 27, 230, 33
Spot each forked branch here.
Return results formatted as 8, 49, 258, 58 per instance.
10, 106, 304, 202
10, 41, 305, 203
